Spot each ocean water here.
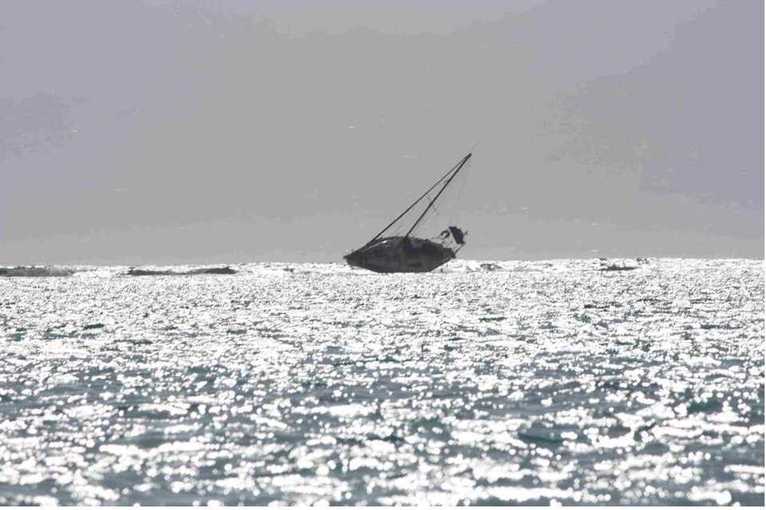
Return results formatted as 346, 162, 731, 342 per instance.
0, 258, 763, 506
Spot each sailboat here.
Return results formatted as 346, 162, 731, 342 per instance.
344, 152, 472, 273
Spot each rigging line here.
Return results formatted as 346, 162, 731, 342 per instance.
403, 152, 472, 240
422, 162, 466, 224
423, 155, 471, 227
361, 153, 470, 248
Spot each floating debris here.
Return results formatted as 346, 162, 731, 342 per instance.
0, 266, 74, 277
600, 264, 638, 272
598, 259, 640, 272
189, 266, 237, 275
126, 266, 237, 276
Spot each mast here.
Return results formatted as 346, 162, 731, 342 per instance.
361, 153, 470, 248
403, 152, 471, 240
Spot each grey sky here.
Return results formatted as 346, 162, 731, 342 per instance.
1, 0, 762, 264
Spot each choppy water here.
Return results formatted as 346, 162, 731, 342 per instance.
0, 258, 763, 505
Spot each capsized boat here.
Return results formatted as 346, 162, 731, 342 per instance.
344, 152, 472, 273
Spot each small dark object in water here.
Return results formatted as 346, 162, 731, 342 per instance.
0, 266, 74, 277
127, 268, 169, 276
600, 264, 638, 272
83, 323, 105, 330
127, 266, 236, 276
188, 266, 237, 275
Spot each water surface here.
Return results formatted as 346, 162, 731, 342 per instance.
0, 259, 763, 505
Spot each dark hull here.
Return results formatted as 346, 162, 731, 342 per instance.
344, 237, 455, 273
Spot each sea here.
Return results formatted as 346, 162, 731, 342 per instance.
0, 258, 763, 506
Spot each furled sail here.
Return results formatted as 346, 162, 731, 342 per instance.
344, 153, 472, 273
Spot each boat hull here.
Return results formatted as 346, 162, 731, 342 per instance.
344, 237, 455, 273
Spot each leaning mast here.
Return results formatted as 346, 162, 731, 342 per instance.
403, 152, 471, 240
362, 152, 471, 248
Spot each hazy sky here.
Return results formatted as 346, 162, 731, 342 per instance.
1, 0, 762, 264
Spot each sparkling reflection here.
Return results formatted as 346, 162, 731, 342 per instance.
0, 259, 763, 505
